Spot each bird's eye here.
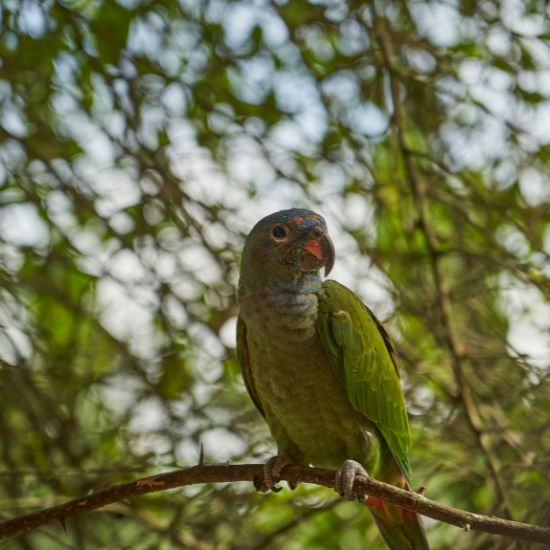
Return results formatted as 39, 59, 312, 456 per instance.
272, 225, 288, 240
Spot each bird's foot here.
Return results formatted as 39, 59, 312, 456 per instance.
254, 455, 296, 493
335, 459, 368, 501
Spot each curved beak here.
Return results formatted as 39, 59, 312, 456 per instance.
300, 232, 335, 276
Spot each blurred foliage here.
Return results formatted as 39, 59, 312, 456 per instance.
1, 0, 550, 548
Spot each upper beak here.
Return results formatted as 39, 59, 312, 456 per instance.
301, 232, 335, 276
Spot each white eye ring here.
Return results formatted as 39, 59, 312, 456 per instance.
272, 224, 289, 241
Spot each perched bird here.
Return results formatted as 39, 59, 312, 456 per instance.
237, 208, 429, 549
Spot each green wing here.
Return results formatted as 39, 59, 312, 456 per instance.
237, 316, 266, 418
317, 280, 413, 482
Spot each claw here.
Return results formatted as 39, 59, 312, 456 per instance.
255, 455, 294, 493
334, 459, 368, 501
287, 479, 298, 491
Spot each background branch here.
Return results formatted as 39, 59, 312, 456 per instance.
372, 6, 518, 525
1, 464, 549, 544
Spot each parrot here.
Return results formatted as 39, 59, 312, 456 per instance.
237, 208, 429, 550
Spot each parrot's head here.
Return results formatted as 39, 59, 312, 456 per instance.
239, 208, 335, 292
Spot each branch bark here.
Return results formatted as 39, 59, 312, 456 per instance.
0, 463, 549, 543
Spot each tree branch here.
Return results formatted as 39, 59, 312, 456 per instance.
0, 464, 549, 543
371, 7, 518, 522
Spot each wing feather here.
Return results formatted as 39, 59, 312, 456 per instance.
236, 316, 266, 418
317, 280, 413, 481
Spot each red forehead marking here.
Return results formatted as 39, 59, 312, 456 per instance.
293, 216, 304, 224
